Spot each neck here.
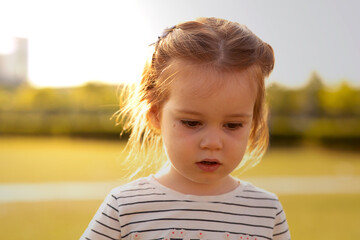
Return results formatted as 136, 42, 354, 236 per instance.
155, 167, 239, 196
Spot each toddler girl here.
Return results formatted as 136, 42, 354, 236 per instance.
81, 17, 290, 240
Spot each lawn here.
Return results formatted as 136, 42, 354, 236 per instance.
1, 195, 359, 240
0, 136, 359, 239
1, 136, 359, 183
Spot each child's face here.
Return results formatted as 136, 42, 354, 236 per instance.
152, 68, 257, 190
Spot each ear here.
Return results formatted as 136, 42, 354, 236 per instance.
147, 105, 161, 130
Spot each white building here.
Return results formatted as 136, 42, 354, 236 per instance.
0, 38, 28, 86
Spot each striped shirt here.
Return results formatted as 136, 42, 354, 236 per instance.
81, 175, 290, 240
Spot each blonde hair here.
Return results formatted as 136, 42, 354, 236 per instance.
115, 17, 275, 178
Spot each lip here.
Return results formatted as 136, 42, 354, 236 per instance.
196, 159, 221, 172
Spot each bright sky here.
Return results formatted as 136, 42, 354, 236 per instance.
0, 0, 359, 88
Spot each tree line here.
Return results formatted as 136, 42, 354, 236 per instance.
267, 73, 359, 148
0, 73, 359, 148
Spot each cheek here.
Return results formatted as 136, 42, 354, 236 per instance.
163, 120, 190, 138
163, 127, 198, 156
162, 122, 186, 146
232, 124, 252, 139
227, 127, 252, 150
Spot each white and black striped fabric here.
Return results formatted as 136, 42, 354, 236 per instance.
81, 175, 290, 240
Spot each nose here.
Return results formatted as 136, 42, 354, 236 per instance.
199, 127, 223, 150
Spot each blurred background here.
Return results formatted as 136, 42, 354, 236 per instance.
0, 0, 359, 239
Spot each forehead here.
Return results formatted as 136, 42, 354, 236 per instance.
162, 66, 257, 119
168, 65, 257, 100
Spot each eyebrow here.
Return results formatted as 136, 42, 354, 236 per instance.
174, 109, 253, 118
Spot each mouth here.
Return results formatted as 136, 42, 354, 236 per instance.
199, 160, 219, 165
196, 159, 221, 172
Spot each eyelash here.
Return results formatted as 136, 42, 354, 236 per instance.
224, 122, 243, 130
180, 120, 243, 130
180, 120, 202, 128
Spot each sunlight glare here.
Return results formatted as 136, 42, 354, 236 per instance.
0, 37, 15, 55
13, 0, 153, 88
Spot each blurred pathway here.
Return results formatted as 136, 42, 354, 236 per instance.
0, 175, 359, 203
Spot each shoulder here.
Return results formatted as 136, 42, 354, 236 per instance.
232, 179, 283, 211
109, 176, 155, 197
236, 181, 291, 238
239, 179, 279, 200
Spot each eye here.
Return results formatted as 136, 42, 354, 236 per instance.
181, 120, 202, 128
224, 122, 243, 130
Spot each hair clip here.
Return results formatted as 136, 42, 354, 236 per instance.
160, 25, 177, 38
149, 25, 177, 46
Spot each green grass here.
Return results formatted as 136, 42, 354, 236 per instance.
240, 145, 360, 178
0, 136, 128, 183
0, 136, 360, 240
0, 195, 359, 240
281, 194, 360, 239
1, 136, 359, 183
0, 200, 101, 240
